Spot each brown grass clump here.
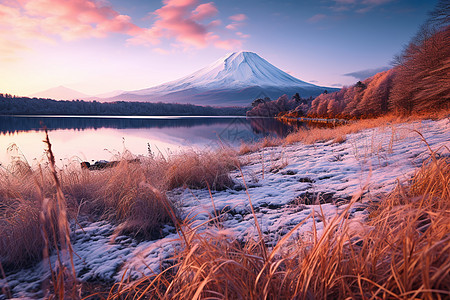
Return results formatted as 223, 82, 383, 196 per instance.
0, 196, 43, 268
283, 110, 450, 147
1, 131, 78, 297
284, 113, 423, 145
285, 126, 347, 145
0, 142, 240, 270
410, 157, 449, 202
86, 161, 173, 239
111, 145, 450, 299
0, 155, 60, 268
165, 148, 239, 190
239, 136, 282, 154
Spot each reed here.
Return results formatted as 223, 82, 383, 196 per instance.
109, 144, 449, 299
239, 136, 283, 154
0, 121, 448, 299
165, 148, 239, 191
275, 111, 449, 148
0, 143, 240, 270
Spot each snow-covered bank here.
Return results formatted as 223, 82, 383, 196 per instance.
1, 118, 449, 299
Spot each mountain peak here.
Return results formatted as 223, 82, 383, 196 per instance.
226, 51, 257, 58
110, 51, 338, 105
164, 50, 316, 90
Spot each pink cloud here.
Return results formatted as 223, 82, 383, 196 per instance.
0, 3, 50, 59
191, 2, 218, 21
1, 0, 246, 57
229, 13, 247, 21
307, 14, 326, 23
226, 14, 247, 32
150, 2, 211, 47
162, 0, 197, 7
127, 28, 162, 46
0, 0, 142, 58
236, 32, 250, 39
225, 22, 242, 30
131, 0, 243, 50
330, 0, 394, 13
18, 0, 141, 39
362, 0, 393, 4
208, 19, 221, 27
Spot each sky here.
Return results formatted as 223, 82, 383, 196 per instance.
0, 0, 438, 97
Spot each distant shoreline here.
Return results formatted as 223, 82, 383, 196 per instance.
2, 115, 251, 119
0, 95, 249, 116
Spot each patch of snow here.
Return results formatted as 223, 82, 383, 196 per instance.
2, 118, 448, 299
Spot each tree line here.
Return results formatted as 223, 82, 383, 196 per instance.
0, 95, 248, 116
306, 1, 449, 119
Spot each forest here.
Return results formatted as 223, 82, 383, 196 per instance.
305, 2, 449, 119
0, 95, 248, 116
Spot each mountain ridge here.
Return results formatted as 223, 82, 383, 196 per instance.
106, 51, 337, 106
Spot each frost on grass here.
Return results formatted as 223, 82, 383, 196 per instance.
1, 118, 449, 299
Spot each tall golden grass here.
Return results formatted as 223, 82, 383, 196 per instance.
164, 148, 239, 190
0, 123, 448, 299
108, 145, 449, 299
285, 114, 416, 145
239, 136, 283, 155
239, 112, 449, 154
1, 129, 78, 297
0, 140, 239, 271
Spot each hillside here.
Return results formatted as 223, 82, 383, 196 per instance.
105, 51, 338, 106
307, 13, 449, 119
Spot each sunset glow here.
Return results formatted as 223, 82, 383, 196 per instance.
0, 0, 437, 97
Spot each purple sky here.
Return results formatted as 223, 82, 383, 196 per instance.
0, 0, 437, 96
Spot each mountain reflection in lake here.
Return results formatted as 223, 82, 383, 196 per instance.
0, 116, 297, 165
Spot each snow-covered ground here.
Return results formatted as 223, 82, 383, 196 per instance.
1, 118, 448, 299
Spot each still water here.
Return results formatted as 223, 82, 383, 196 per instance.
0, 115, 297, 166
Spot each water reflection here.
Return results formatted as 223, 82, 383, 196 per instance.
249, 117, 304, 137
0, 115, 248, 133
0, 115, 295, 165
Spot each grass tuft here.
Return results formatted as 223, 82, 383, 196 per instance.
239, 137, 283, 154
112, 144, 450, 299
165, 148, 239, 191
0, 144, 240, 269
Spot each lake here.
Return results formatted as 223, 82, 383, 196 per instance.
0, 115, 297, 167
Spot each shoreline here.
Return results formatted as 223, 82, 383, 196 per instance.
1, 117, 449, 298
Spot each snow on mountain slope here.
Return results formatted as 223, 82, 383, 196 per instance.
134, 51, 316, 95
107, 51, 337, 106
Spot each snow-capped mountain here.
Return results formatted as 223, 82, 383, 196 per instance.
106, 51, 338, 106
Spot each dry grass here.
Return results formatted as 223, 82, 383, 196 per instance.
239, 136, 283, 154
1, 130, 78, 296
165, 148, 239, 190
239, 111, 450, 155
109, 145, 450, 299
285, 114, 401, 145
0, 195, 42, 268
0, 156, 59, 269
81, 161, 173, 239
1, 117, 449, 299
283, 111, 450, 146
0, 141, 240, 270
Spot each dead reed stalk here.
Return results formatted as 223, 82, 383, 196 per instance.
110, 141, 449, 299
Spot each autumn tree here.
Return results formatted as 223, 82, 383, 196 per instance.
390, 0, 450, 114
